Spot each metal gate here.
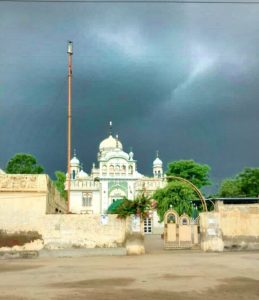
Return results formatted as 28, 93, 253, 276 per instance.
163, 209, 199, 249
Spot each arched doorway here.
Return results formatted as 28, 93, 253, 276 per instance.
109, 187, 127, 205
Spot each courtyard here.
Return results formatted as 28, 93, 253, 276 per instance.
0, 236, 258, 300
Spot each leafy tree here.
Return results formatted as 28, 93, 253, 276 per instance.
166, 160, 211, 188
237, 168, 259, 197
153, 181, 197, 222
53, 171, 67, 200
152, 160, 211, 221
107, 193, 151, 219
217, 168, 259, 197
218, 178, 242, 197
6, 153, 44, 174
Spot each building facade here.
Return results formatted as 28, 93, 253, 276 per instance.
66, 128, 166, 233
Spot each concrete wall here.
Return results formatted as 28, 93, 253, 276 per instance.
200, 201, 259, 251
0, 174, 67, 215
0, 213, 126, 251
0, 174, 126, 251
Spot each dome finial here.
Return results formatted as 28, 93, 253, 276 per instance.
74, 148, 77, 157
129, 147, 134, 160
109, 121, 113, 136
115, 134, 119, 148
156, 150, 159, 158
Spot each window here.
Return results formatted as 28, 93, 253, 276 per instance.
72, 170, 76, 179
115, 165, 120, 174
144, 218, 152, 234
82, 193, 92, 207
102, 165, 107, 175
109, 165, 114, 174
129, 165, 133, 175
182, 218, 188, 225
122, 165, 126, 174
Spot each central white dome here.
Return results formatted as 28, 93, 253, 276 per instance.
99, 135, 123, 151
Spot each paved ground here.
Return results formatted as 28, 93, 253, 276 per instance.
0, 236, 259, 300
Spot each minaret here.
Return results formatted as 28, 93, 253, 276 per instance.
70, 149, 80, 180
153, 151, 163, 178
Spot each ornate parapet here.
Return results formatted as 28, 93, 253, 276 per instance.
0, 174, 48, 192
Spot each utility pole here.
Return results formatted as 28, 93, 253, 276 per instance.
67, 41, 73, 213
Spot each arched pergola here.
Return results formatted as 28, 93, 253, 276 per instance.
163, 176, 208, 212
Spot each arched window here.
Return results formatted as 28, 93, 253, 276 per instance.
109, 165, 114, 174
115, 165, 120, 174
167, 214, 176, 223
158, 170, 161, 178
122, 165, 126, 174
129, 165, 133, 175
102, 165, 107, 175
72, 170, 76, 179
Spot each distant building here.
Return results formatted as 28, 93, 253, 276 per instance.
0, 169, 5, 174
66, 124, 165, 233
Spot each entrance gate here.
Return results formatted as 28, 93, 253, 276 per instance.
163, 209, 199, 249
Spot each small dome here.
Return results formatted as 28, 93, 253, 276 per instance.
78, 170, 88, 179
153, 157, 163, 166
153, 151, 163, 166
99, 135, 123, 151
70, 156, 80, 165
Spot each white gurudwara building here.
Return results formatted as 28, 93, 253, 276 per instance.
66, 124, 166, 233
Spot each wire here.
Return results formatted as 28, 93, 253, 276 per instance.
1, 0, 259, 4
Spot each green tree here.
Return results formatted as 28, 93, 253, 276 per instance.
152, 160, 211, 221
153, 181, 197, 222
6, 153, 44, 174
217, 168, 259, 197
53, 171, 67, 200
218, 178, 242, 197
107, 193, 151, 219
166, 160, 211, 188
237, 168, 259, 197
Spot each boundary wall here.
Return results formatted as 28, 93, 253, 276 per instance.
0, 174, 126, 252
200, 201, 259, 251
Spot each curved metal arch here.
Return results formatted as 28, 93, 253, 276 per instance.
163, 176, 208, 212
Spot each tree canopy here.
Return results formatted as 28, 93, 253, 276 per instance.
166, 160, 211, 188
218, 167, 259, 197
152, 160, 211, 221
53, 171, 67, 200
107, 193, 151, 219
153, 181, 197, 222
5, 153, 44, 174
218, 178, 243, 197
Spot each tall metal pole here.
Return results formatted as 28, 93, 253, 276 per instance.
67, 41, 73, 213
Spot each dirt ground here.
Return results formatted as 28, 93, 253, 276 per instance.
0, 236, 259, 300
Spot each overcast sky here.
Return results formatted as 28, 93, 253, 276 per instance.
1, 0, 259, 192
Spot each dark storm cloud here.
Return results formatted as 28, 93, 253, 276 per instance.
1, 2, 259, 192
